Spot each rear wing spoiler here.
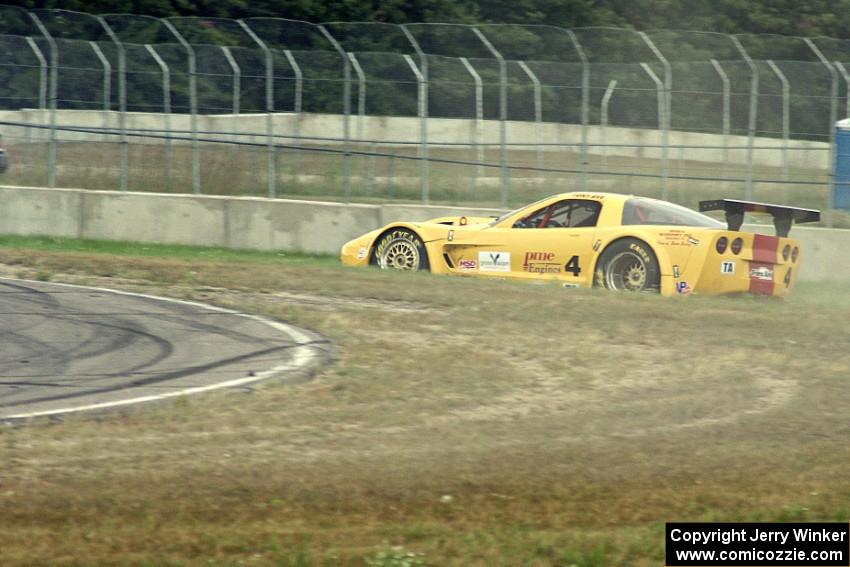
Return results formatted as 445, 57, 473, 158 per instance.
698, 199, 821, 237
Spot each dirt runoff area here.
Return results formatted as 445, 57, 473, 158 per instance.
0, 249, 849, 566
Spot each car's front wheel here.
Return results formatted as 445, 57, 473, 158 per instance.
595, 238, 660, 292
370, 228, 430, 272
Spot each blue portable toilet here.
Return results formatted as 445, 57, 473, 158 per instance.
834, 118, 850, 210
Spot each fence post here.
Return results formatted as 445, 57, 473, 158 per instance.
640, 62, 667, 199
518, 60, 543, 169
318, 25, 352, 203
283, 49, 303, 175
805, 38, 838, 224
220, 45, 241, 163
402, 53, 428, 197
98, 16, 127, 191
88, 41, 111, 143
834, 61, 850, 120
459, 56, 484, 180
220, 46, 241, 116
639, 32, 671, 200
731, 35, 758, 200
710, 58, 730, 170
25, 37, 47, 110
238, 20, 276, 198
765, 60, 790, 179
24, 36, 47, 173
600, 79, 617, 166
145, 44, 172, 189
346, 52, 365, 144
347, 52, 366, 194
400, 25, 429, 204
28, 12, 57, 188
163, 19, 200, 193
565, 30, 589, 192
472, 26, 508, 208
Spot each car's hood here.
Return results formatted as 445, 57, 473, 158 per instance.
423, 215, 495, 226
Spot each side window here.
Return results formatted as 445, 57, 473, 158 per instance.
568, 201, 602, 227
514, 200, 601, 229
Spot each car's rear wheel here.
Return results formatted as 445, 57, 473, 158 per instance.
595, 238, 660, 292
370, 228, 430, 272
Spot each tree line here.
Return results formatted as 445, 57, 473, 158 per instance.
5, 0, 850, 39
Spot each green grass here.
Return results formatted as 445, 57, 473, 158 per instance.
0, 234, 337, 266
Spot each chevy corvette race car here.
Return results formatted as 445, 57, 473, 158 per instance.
340, 192, 820, 297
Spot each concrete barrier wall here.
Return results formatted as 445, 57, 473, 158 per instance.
0, 185, 498, 255
794, 227, 850, 282
0, 184, 845, 282
0, 109, 830, 171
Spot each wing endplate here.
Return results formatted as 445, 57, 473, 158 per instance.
698, 199, 821, 237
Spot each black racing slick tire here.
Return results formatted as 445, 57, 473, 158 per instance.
594, 238, 660, 292
369, 228, 431, 272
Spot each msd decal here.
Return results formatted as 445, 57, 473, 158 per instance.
458, 258, 477, 270
478, 251, 511, 272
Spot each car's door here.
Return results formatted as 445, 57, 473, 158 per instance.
499, 198, 602, 287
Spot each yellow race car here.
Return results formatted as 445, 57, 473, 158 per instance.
340, 192, 820, 297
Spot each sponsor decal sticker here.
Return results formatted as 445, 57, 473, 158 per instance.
657, 230, 688, 246
721, 260, 735, 275
374, 230, 422, 260
479, 251, 511, 272
572, 193, 606, 199
748, 261, 776, 294
750, 266, 774, 281
458, 258, 477, 270
357, 247, 368, 260
522, 251, 560, 274
673, 265, 680, 278
676, 281, 692, 295
525, 264, 561, 274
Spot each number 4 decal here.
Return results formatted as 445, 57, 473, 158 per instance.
565, 255, 581, 276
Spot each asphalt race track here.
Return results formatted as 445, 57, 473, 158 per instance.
0, 278, 328, 421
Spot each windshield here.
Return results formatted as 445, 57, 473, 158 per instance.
621, 198, 723, 228
488, 196, 552, 226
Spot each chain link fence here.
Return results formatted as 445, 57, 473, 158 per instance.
0, 6, 844, 221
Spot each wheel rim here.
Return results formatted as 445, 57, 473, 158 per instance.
605, 251, 647, 291
379, 238, 420, 270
